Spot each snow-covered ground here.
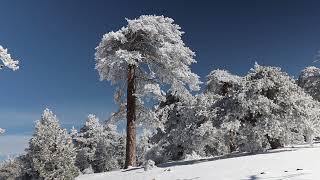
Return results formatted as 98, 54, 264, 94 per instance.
77, 143, 320, 180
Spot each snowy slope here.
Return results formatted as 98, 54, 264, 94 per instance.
76, 143, 320, 180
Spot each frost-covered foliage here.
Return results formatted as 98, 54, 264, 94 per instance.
0, 155, 31, 180
73, 114, 104, 172
298, 66, 320, 101
147, 93, 225, 163
147, 71, 241, 161
92, 124, 125, 173
27, 108, 79, 179
73, 115, 125, 173
206, 69, 242, 96
213, 63, 320, 152
0, 45, 19, 71
95, 15, 201, 127
148, 63, 320, 162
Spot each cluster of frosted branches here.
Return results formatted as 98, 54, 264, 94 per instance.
147, 63, 320, 162
0, 45, 19, 71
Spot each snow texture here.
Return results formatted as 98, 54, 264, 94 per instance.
77, 143, 320, 180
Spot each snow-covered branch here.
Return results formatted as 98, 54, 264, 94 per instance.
0, 45, 19, 71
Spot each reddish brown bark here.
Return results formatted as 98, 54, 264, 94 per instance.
125, 64, 137, 168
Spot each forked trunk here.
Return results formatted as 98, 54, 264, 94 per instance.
125, 64, 137, 168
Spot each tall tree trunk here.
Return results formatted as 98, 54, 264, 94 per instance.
125, 64, 137, 168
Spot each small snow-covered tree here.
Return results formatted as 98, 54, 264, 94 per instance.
75, 149, 92, 174
73, 114, 103, 166
73, 114, 104, 172
95, 15, 201, 167
92, 124, 126, 173
27, 108, 78, 179
0, 157, 24, 180
0, 155, 31, 180
73, 115, 125, 173
92, 141, 111, 173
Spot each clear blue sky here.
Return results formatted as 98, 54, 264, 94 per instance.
0, 0, 320, 157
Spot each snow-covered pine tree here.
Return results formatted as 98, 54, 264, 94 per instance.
95, 15, 201, 167
73, 114, 104, 173
0, 155, 31, 180
104, 124, 126, 170
27, 108, 78, 179
75, 149, 93, 174
92, 140, 111, 173
73, 115, 125, 173
92, 124, 126, 173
